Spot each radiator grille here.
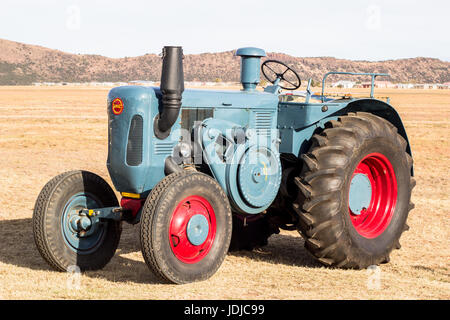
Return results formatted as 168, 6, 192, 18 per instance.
254, 111, 273, 136
126, 115, 143, 166
154, 141, 175, 155
181, 108, 214, 130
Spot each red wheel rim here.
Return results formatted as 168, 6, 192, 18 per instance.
169, 195, 216, 264
348, 153, 398, 238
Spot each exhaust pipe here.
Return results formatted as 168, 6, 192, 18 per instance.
154, 46, 184, 139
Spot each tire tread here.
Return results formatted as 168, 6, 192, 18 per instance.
293, 113, 415, 269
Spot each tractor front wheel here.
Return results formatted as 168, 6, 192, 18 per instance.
33, 170, 122, 271
294, 112, 415, 268
140, 171, 232, 284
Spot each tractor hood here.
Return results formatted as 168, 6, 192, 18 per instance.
106, 85, 279, 195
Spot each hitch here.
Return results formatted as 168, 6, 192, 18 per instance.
81, 207, 124, 221
70, 206, 129, 233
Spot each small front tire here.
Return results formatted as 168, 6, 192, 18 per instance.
140, 171, 232, 284
33, 170, 122, 271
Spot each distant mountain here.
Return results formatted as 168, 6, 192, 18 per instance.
0, 38, 448, 85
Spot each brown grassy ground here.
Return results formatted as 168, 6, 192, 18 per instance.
0, 86, 448, 299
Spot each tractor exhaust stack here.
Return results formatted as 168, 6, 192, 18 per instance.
155, 46, 184, 139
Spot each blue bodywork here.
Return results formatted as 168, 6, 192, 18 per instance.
107, 86, 279, 198
106, 48, 413, 215
277, 97, 413, 157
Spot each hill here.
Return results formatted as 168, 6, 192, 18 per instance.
0, 38, 448, 85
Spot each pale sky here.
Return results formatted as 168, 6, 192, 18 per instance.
0, 0, 449, 61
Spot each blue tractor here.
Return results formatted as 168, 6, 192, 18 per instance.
33, 47, 415, 284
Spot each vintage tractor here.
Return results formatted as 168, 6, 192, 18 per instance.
33, 46, 415, 284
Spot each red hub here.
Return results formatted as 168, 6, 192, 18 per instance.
169, 195, 216, 264
348, 153, 398, 238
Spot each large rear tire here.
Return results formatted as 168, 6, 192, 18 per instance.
33, 170, 122, 271
294, 112, 415, 268
140, 172, 232, 284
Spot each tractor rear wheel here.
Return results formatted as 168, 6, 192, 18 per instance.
140, 171, 232, 284
294, 112, 415, 268
33, 170, 122, 271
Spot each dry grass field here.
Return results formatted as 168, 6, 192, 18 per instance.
0, 85, 448, 299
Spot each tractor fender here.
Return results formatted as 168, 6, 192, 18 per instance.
279, 98, 413, 175
332, 98, 413, 174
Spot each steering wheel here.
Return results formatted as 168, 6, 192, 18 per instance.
261, 60, 301, 90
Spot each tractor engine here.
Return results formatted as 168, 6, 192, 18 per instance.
107, 46, 282, 215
